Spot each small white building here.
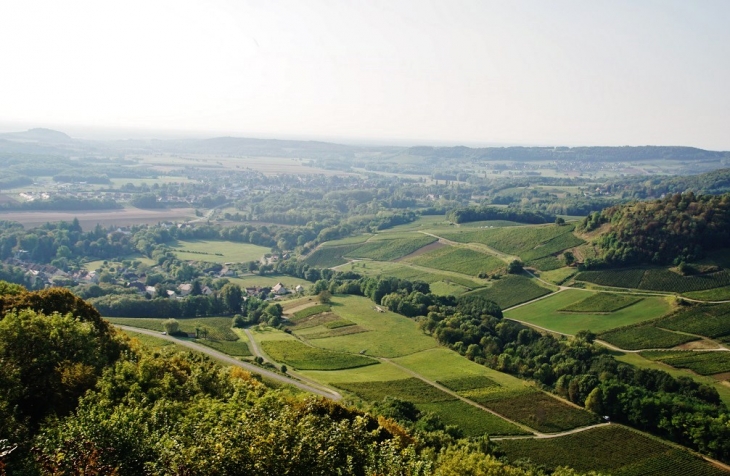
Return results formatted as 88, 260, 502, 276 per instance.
272, 283, 289, 295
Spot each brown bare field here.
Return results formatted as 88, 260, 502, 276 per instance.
0, 207, 196, 229
0, 194, 19, 204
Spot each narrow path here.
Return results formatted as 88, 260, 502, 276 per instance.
418, 231, 518, 262
242, 327, 263, 357
117, 325, 341, 400
241, 327, 343, 397
491, 422, 612, 441
380, 357, 537, 436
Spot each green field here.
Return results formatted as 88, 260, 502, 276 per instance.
459, 220, 523, 228
345, 235, 437, 261
656, 303, 730, 338
406, 246, 504, 276
437, 375, 500, 392
307, 295, 438, 358
169, 239, 271, 263
417, 400, 529, 437
575, 268, 646, 288
538, 267, 577, 285
335, 377, 528, 437
198, 339, 252, 356
304, 244, 362, 268
440, 224, 583, 262
497, 425, 726, 475
120, 329, 174, 349
228, 274, 311, 290
343, 260, 483, 294
576, 267, 730, 294
334, 377, 453, 403
506, 290, 673, 334
525, 255, 564, 271
683, 285, 730, 301
559, 292, 643, 312
466, 387, 598, 433
464, 275, 552, 310
291, 304, 331, 320
600, 325, 698, 350
318, 234, 374, 246
259, 340, 377, 370
640, 351, 730, 375
107, 316, 238, 341
392, 347, 532, 390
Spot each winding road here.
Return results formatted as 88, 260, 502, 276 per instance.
116, 325, 341, 400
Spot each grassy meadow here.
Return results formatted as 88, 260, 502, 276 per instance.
505, 290, 673, 334
170, 239, 271, 263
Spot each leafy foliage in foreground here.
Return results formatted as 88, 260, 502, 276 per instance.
3, 282, 602, 475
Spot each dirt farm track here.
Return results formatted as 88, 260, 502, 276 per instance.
0, 208, 197, 229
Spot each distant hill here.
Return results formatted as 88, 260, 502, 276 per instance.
0, 128, 73, 143
405, 145, 730, 163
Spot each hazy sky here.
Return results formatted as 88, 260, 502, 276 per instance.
2, 0, 729, 148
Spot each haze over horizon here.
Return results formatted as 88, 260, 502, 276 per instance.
2, 1, 729, 149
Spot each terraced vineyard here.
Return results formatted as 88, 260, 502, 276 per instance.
406, 246, 504, 276
260, 340, 377, 370
497, 425, 727, 475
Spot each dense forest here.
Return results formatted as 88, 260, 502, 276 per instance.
578, 192, 730, 266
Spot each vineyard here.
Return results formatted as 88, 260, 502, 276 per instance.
259, 340, 377, 370
345, 235, 437, 261
599, 325, 698, 350
640, 350, 730, 375
437, 375, 500, 392
576, 267, 730, 293
335, 378, 528, 436
304, 244, 361, 268
525, 255, 564, 271
463, 387, 598, 433
559, 292, 643, 312
291, 304, 332, 320
497, 425, 727, 475
464, 275, 551, 310
335, 377, 453, 403
656, 303, 730, 338
440, 224, 583, 262
407, 246, 504, 276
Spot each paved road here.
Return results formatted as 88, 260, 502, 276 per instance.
116, 325, 341, 400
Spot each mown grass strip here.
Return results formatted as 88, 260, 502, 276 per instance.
260, 340, 377, 370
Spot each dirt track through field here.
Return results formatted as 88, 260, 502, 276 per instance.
117, 325, 341, 399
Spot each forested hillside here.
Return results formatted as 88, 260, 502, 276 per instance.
0, 283, 600, 475
578, 192, 730, 266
